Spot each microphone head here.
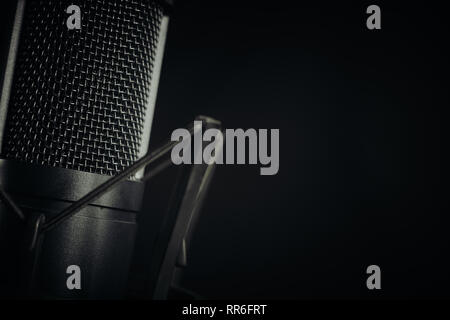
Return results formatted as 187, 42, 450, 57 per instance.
1, 0, 168, 176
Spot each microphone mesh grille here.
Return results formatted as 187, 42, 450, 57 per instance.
2, 0, 164, 175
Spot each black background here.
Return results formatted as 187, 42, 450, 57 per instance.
144, 0, 449, 299
1, 0, 448, 299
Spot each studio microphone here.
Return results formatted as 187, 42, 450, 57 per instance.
0, 0, 172, 299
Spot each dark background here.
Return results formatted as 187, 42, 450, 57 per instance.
1, 0, 448, 299
143, 0, 449, 299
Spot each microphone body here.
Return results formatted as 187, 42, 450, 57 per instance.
0, 0, 170, 299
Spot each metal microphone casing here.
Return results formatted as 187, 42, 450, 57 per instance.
0, 0, 171, 298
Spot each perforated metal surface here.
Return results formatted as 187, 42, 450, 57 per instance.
2, 0, 164, 175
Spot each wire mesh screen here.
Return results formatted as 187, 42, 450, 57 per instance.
2, 0, 164, 175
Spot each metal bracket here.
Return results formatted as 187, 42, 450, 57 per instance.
0, 115, 222, 299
